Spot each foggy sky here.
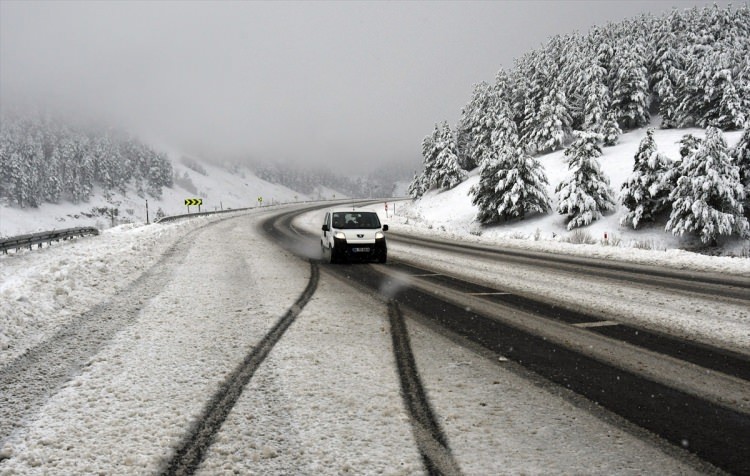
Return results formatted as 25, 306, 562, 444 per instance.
0, 0, 732, 173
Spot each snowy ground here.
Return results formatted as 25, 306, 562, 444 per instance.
0, 205, 718, 474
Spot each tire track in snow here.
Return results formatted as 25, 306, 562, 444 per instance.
0, 220, 215, 446
388, 301, 462, 476
163, 260, 319, 476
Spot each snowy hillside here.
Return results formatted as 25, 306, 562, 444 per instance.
398, 126, 750, 257
0, 159, 324, 237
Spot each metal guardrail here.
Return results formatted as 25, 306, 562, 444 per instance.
154, 206, 256, 224
0, 227, 100, 253
153, 198, 357, 224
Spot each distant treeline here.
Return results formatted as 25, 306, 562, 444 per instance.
254, 162, 406, 199
0, 114, 174, 208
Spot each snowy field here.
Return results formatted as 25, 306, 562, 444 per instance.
0, 206, 717, 474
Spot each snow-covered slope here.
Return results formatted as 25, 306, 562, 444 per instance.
399, 126, 749, 258
0, 160, 327, 237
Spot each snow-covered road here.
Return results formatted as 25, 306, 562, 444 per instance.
0, 205, 723, 474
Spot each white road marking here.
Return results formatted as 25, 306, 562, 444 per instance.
468, 292, 512, 296
572, 320, 620, 328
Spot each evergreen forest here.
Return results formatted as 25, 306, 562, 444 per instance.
410, 4, 750, 243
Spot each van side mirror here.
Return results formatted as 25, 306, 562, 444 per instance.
382, 224, 389, 231
322, 224, 330, 232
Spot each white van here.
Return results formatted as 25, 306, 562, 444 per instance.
321, 209, 388, 263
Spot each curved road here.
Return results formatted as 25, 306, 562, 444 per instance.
271, 203, 750, 474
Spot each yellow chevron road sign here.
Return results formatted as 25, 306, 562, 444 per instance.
184, 198, 202, 206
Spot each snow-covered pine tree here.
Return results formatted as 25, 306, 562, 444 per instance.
610, 42, 650, 130
456, 81, 493, 171
705, 47, 748, 129
15, 123, 45, 208
555, 131, 616, 229
432, 122, 466, 190
620, 129, 673, 228
518, 51, 549, 153
407, 171, 426, 199
729, 123, 750, 214
649, 12, 684, 129
43, 143, 63, 204
678, 5, 750, 129
529, 86, 572, 153
470, 120, 550, 224
601, 110, 622, 147
489, 82, 520, 153
418, 125, 441, 191
666, 126, 749, 244
580, 62, 611, 134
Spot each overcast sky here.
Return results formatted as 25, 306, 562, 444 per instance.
0, 0, 732, 173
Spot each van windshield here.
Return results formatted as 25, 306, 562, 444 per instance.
331, 212, 381, 229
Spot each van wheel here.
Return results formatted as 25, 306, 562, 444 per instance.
328, 246, 338, 264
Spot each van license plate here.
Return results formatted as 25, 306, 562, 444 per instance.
352, 247, 370, 252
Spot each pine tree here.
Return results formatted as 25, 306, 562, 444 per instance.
649, 14, 684, 128
601, 110, 622, 147
470, 124, 550, 224
666, 126, 749, 243
620, 129, 673, 228
729, 123, 750, 214
518, 52, 549, 153
456, 81, 493, 170
432, 122, 466, 190
706, 47, 748, 129
407, 171, 426, 199
418, 125, 441, 192
529, 86, 572, 153
555, 131, 616, 229
611, 43, 650, 130
580, 62, 611, 133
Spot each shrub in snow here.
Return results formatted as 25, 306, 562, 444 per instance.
666, 126, 749, 244
470, 127, 550, 224
564, 229, 597, 245
555, 131, 616, 230
620, 129, 674, 228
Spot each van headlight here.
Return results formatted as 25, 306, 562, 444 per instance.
375, 231, 385, 240
334, 231, 346, 240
